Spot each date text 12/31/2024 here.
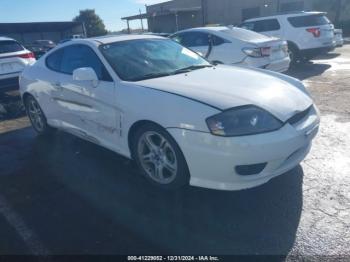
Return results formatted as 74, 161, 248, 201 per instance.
127, 256, 220, 261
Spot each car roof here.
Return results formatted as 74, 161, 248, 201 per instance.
77, 34, 164, 45
244, 11, 326, 22
175, 26, 229, 33
0, 36, 16, 41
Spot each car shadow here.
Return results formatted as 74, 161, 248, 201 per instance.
0, 129, 303, 256
312, 52, 341, 60
286, 62, 331, 80
0, 86, 25, 121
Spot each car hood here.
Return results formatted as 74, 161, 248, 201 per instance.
137, 65, 313, 122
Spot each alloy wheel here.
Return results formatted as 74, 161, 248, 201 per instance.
27, 98, 45, 132
137, 131, 178, 185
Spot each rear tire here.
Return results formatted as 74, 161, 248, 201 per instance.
24, 95, 55, 136
131, 123, 190, 190
288, 43, 300, 65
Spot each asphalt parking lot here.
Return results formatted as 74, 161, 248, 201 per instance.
0, 45, 349, 259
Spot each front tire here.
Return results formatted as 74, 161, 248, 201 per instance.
24, 95, 54, 136
131, 123, 190, 190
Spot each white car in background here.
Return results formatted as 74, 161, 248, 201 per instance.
240, 11, 335, 63
0, 37, 36, 89
334, 29, 344, 47
171, 27, 290, 72
20, 35, 319, 191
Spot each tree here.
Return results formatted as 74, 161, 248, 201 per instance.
73, 9, 107, 37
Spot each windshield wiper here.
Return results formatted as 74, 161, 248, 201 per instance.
133, 72, 172, 81
132, 65, 213, 81
173, 64, 213, 74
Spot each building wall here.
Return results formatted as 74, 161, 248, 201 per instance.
6, 32, 62, 44
147, 0, 203, 32
146, 0, 314, 32
148, 11, 202, 32
204, 0, 313, 25
0, 23, 85, 44
147, 0, 202, 13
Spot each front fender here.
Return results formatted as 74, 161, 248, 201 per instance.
117, 82, 221, 155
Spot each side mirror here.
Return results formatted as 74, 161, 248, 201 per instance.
73, 67, 99, 87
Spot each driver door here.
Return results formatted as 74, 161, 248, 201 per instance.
56, 44, 120, 147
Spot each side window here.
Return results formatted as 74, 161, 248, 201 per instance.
173, 32, 225, 47
253, 19, 280, 32
171, 33, 188, 46
173, 32, 196, 47
60, 45, 113, 82
171, 34, 181, 43
190, 32, 210, 47
265, 19, 280, 31
46, 48, 64, 72
240, 22, 255, 31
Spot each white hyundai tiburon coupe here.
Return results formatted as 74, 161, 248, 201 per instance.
20, 35, 320, 191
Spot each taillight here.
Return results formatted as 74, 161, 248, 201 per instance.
19, 52, 35, 59
306, 28, 321, 38
260, 47, 271, 57
242, 47, 271, 57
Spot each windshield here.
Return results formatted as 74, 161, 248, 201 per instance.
100, 39, 211, 81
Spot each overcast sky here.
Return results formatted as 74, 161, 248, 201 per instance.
0, 0, 169, 31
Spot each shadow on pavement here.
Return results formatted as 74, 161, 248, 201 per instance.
312, 52, 341, 60
286, 62, 331, 80
0, 86, 25, 121
0, 128, 304, 256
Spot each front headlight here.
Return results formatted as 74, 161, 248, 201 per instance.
206, 105, 283, 137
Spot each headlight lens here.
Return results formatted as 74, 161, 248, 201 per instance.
206, 106, 283, 137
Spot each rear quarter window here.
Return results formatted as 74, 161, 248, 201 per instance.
288, 15, 330, 28
212, 35, 226, 46
0, 40, 24, 54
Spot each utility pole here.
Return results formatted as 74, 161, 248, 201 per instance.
201, 0, 206, 26
145, 4, 150, 32
175, 12, 179, 31
139, 9, 144, 31
127, 20, 130, 34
